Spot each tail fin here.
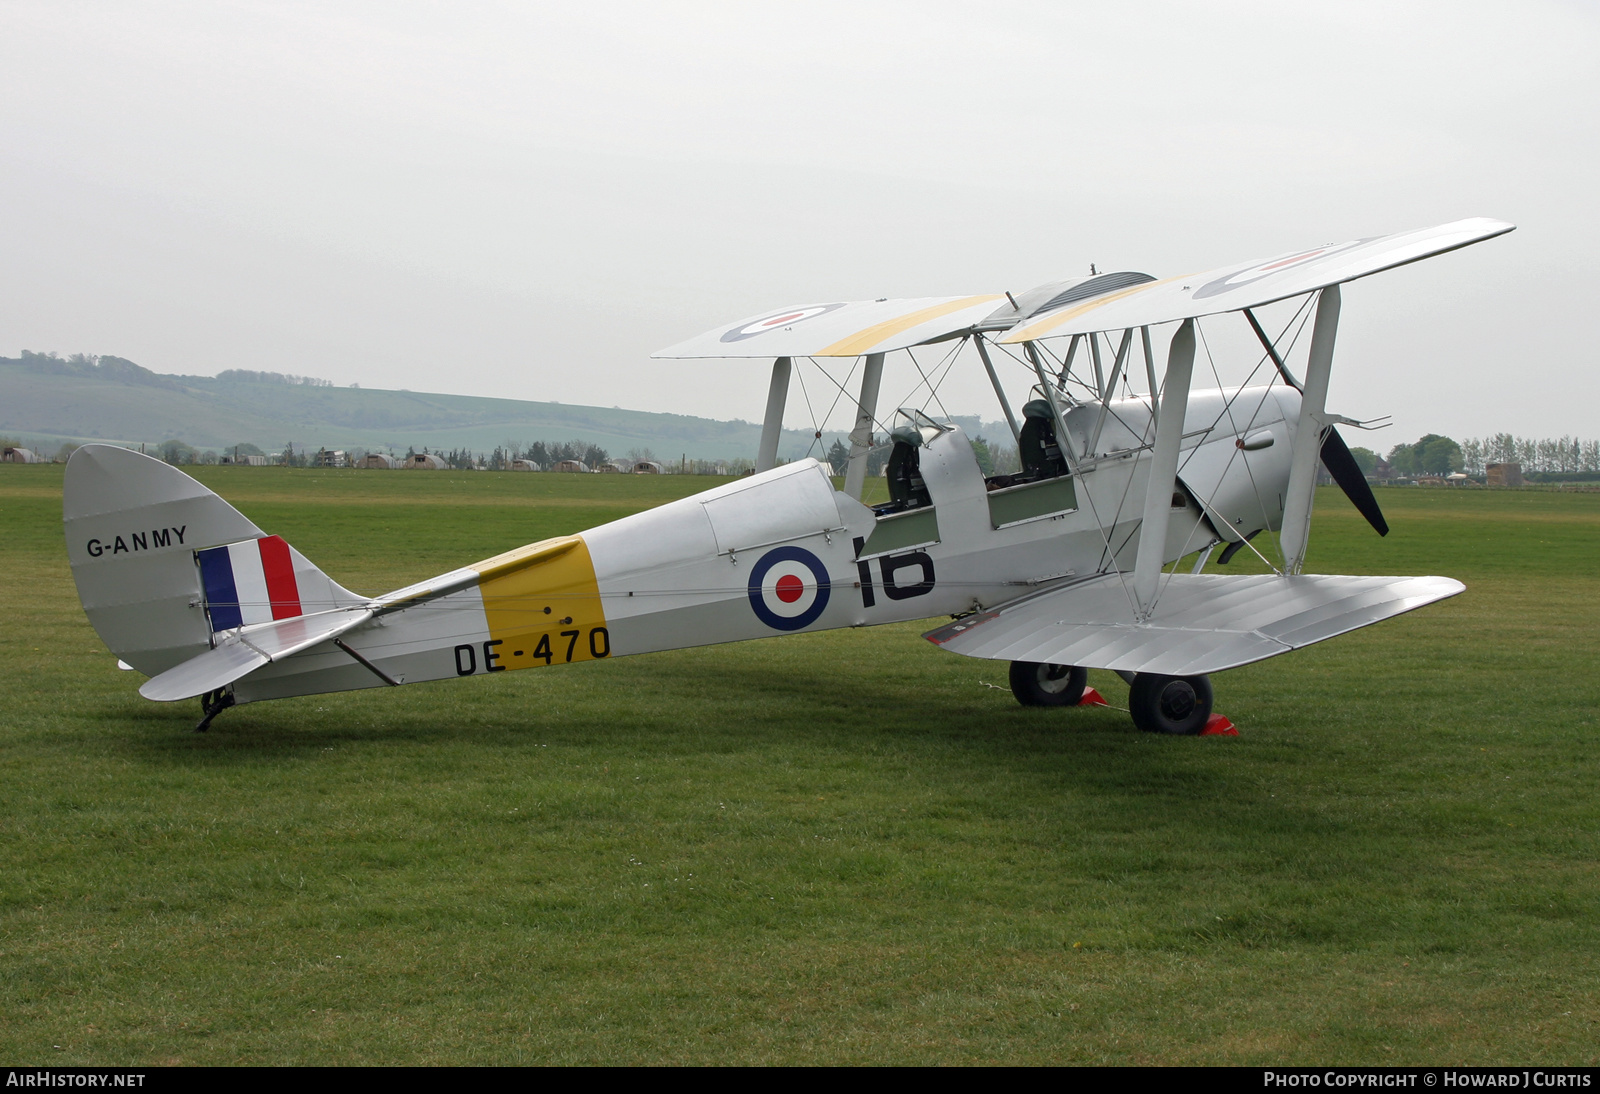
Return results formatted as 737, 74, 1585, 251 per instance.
64, 445, 362, 677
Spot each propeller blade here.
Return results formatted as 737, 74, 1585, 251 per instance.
1320, 426, 1388, 536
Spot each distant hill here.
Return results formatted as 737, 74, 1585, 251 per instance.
0, 352, 882, 462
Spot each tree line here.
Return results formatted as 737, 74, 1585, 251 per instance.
276, 439, 617, 469
1341, 434, 1600, 479
28, 425, 1595, 483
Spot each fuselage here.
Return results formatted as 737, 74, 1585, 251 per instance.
227, 385, 1302, 704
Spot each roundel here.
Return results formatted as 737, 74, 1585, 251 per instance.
720, 302, 847, 343
747, 546, 831, 631
1192, 238, 1373, 300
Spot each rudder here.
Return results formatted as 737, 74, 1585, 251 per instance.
64, 445, 362, 677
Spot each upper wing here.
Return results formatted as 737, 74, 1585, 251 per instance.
924, 572, 1463, 676
998, 217, 1514, 343
652, 295, 1005, 359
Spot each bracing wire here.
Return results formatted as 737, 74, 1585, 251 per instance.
901, 342, 961, 423
803, 356, 860, 461
791, 361, 823, 460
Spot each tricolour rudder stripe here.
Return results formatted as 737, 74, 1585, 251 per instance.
197, 546, 244, 631
200, 536, 307, 632
257, 535, 303, 620
227, 540, 273, 625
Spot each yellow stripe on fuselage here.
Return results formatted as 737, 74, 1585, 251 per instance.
814, 295, 1003, 357
472, 536, 610, 671
998, 276, 1190, 344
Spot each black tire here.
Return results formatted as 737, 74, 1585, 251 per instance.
1008, 661, 1088, 707
1128, 673, 1213, 735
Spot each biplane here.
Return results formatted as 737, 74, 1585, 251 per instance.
64, 217, 1512, 733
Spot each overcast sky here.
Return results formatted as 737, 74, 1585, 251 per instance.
1, 1, 1594, 443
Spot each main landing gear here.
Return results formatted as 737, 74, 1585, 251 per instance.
1007, 662, 1216, 735
1126, 673, 1213, 735
1008, 661, 1088, 706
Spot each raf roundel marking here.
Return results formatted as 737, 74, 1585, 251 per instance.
747, 546, 831, 631
720, 302, 847, 343
1192, 238, 1374, 300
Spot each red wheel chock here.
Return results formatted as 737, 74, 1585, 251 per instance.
1077, 687, 1109, 708
1200, 714, 1238, 736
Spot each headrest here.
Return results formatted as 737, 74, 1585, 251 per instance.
1022, 399, 1054, 421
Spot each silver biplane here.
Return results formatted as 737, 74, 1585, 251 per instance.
64, 218, 1512, 733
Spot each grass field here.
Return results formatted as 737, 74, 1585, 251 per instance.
2, 464, 1597, 1065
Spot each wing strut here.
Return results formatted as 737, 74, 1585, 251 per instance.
973, 335, 1021, 444
1243, 308, 1303, 391
1087, 329, 1134, 458
1140, 326, 1159, 427
842, 353, 885, 500
1279, 286, 1341, 574
1060, 334, 1082, 388
756, 357, 792, 473
1133, 319, 1197, 616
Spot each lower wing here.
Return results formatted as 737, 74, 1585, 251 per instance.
924, 572, 1463, 677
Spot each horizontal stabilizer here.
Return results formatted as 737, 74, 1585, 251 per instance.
999, 218, 1514, 342
140, 608, 374, 701
924, 572, 1464, 677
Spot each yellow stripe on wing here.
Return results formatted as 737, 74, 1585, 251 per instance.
814, 295, 1003, 357
997, 275, 1190, 344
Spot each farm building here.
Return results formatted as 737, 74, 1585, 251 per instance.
219, 454, 269, 466
552, 459, 589, 473
361, 453, 402, 469
406, 453, 448, 470
2, 447, 43, 463
632, 461, 664, 474
509, 458, 540, 471
598, 461, 624, 473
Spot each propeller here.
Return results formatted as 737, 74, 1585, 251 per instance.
1320, 426, 1388, 536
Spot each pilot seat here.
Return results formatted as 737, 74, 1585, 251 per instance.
883, 420, 933, 512
1017, 398, 1069, 480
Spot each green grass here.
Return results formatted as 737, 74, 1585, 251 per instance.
2, 466, 1597, 1064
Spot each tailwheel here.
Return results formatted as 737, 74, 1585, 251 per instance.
1009, 661, 1088, 707
1128, 673, 1213, 735
194, 687, 234, 733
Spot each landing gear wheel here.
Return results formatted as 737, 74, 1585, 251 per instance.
1128, 673, 1213, 735
1008, 661, 1088, 707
